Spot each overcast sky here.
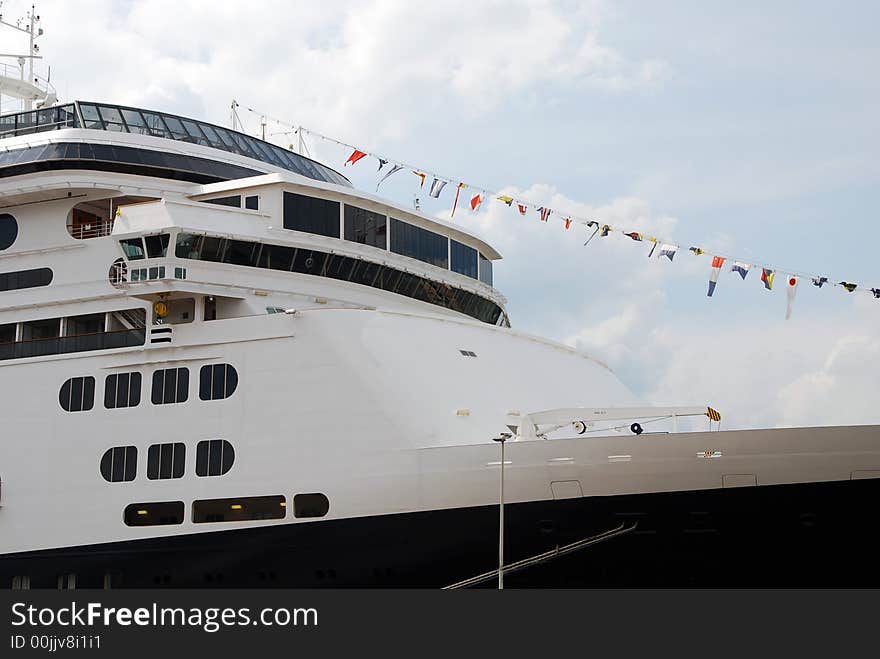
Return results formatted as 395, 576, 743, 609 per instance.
5, 0, 879, 429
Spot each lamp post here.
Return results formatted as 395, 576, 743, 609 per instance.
493, 432, 512, 589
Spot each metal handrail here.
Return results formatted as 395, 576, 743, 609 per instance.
67, 220, 114, 240
442, 521, 637, 589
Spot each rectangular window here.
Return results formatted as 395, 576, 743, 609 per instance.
105, 372, 142, 409
451, 240, 478, 279
120, 238, 145, 260
390, 219, 449, 269
151, 367, 189, 405
66, 313, 104, 336
479, 253, 493, 286
144, 233, 170, 258
202, 195, 241, 208
0, 323, 14, 344
192, 495, 286, 523
124, 501, 184, 527
147, 442, 185, 480
282, 191, 340, 238
244, 195, 259, 210
344, 205, 387, 249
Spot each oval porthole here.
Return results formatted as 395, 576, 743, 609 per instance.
0, 213, 18, 251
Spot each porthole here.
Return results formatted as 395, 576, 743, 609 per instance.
100, 446, 138, 482
199, 363, 238, 401
0, 213, 18, 251
195, 439, 235, 477
293, 493, 330, 518
59, 376, 95, 412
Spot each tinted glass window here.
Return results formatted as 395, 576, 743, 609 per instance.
0, 324, 14, 343
124, 501, 184, 526
0, 213, 18, 250
195, 439, 235, 477
202, 195, 241, 208
105, 372, 142, 409
199, 363, 238, 401
0, 267, 52, 292
479, 253, 493, 286
293, 493, 330, 518
100, 446, 138, 482
390, 219, 448, 269
451, 241, 478, 279
175, 233, 506, 325
245, 195, 259, 210
59, 376, 95, 412
151, 368, 189, 405
146, 442, 185, 480
192, 495, 286, 523
344, 205, 387, 249
144, 234, 170, 258
283, 191, 340, 238
120, 238, 145, 260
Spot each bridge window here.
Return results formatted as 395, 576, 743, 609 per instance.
202, 195, 241, 208
192, 495, 286, 523
195, 440, 235, 477
105, 372, 142, 409
199, 363, 238, 401
0, 267, 53, 292
245, 195, 259, 210
120, 238, 145, 260
174, 233, 507, 326
451, 240, 478, 279
147, 442, 185, 480
283, 191, 340, 238
59, 376, 95, 412
294, 493, 330, 518
344, 205, 386, 249
151, 367, 189, 405
479, 253, 493, 286
124, 501, 184, 526
0, 213, 18, 250
100, 446, 138, 482
144, 234, 170, 258
0, 324, 14, 343
390, 219, 448, 269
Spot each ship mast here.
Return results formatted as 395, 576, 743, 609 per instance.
0, 2, 54, 112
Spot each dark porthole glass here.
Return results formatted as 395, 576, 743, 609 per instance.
199, 364, 238, 401
100, 446, 138, 482
195, 439, 235, 477
147, 442, 185, 480
124, 501, 184, 527
0, 213, 18, 251
293, 493, 330, 518
59, 376, 95, 412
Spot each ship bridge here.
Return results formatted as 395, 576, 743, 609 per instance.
0, 101, 350, 187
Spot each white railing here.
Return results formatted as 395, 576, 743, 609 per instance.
67, 220, 114, 240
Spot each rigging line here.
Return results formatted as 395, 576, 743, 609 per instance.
246, 111, 877, 292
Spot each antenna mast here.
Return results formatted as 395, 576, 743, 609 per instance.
0, 2, 52, 111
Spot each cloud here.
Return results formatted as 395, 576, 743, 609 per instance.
24, 0, 670, 140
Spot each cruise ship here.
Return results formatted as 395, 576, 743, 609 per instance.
1, 25, 879, 588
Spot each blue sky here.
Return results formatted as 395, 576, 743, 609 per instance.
7, 0, 879, 428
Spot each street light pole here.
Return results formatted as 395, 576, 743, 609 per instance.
493, 433, 512, 590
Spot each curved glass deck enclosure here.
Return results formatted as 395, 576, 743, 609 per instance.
0, 102, 350, 187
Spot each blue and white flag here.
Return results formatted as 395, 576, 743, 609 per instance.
731, 261, 751, 280
429, 178, 448, 199
658, 244, 677, 261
